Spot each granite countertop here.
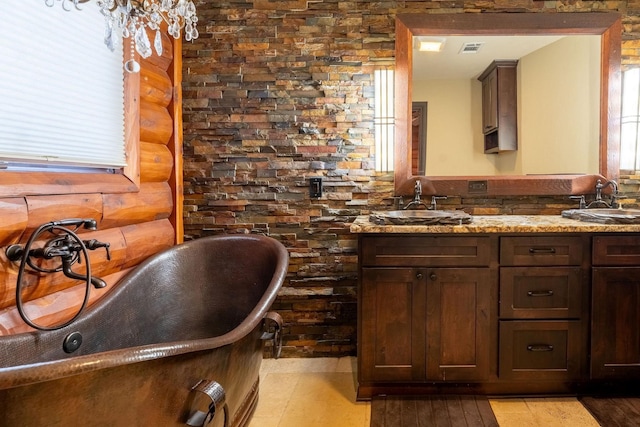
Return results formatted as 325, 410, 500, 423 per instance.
350, 214, 640, 234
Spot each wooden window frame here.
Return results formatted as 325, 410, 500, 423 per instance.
0, 71, 140, 197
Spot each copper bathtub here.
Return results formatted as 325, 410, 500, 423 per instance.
0, 234, 288, 427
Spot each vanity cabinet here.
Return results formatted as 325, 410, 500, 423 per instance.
478, 60, 518, 154
358, 235, 497, 385
591, 235, 640, 379
498, 236, 589, 381
356, 228, 640, 398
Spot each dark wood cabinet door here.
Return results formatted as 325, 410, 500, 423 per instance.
481, 69, 498, 133
426, 268, 493, 381
360, 268, 427, 382
591, 267, 640, 379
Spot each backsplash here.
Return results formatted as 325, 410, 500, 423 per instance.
182, 0, 640, 357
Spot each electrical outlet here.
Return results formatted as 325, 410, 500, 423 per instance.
309, 177, 323, 198
468, 180, 488, 193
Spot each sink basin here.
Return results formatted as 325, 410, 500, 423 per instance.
561, 208, 640, 224
369, 210, 472, 225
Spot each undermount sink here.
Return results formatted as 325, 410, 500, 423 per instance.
369, 209, 473, 225
561, 208, 640, 224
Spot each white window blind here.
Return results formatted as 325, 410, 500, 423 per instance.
0, 1, 126, 169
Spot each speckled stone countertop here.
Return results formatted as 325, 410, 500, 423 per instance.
350, 214, 640, 234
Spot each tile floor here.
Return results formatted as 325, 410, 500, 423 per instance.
248, 357, 601, 427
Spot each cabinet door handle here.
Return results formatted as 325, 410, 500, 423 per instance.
429, 273, 437, 281
527, 290, 554, 297
528, 247, 556, 254
416, 273, 423, 280
527, 344, 554, 352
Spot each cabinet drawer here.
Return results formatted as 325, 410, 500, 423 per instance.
499, 320, 582, 381
360, 236, 493, 267
500, 267, 583, 319
593, 235, 640, 266
500, 236, 584, 266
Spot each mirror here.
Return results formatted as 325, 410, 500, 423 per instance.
394, 12, 621, 196
414, 35, 600, 176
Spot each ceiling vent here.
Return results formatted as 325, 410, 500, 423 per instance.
459, 42, 484, 54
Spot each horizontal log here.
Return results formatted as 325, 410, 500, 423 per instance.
120, 219, 175, 268
140, 66, 173, 108
0, 267, 133, 335
0, 228, 127, 310
0, 198, 28, 247
0, 172, 139, 198
140, 102, 173, 145
140, 142, 173, 183
101, 182, 173, 229
23, 194, 103, 243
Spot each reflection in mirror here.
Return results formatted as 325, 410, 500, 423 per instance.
394, 13, 621, 197
411, 102, 427, 175
413, 35, 600, 176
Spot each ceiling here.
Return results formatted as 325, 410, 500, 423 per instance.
412, 35, 566, 80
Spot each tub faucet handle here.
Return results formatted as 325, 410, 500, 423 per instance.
84, 239, 111, 260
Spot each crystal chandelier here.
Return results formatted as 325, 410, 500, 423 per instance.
45, 0, 198, 73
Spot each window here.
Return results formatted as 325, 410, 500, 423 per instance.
374, 68, 395, 172
0, 1, 126, 171
621, 67, 640, 173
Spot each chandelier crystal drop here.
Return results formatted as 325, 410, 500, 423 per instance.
45, 0, 198, 73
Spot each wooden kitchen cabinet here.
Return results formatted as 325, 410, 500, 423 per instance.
478, 60, 518, 153
591, 235, 640, 379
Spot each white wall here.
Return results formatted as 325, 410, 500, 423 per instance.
519, 36, 600, 175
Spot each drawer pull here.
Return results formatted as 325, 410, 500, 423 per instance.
416, 273, 423, 280
527, 290, 554, 297
527, 344, 554, 352
429, 273, 437, 281
528, 247, 556, 254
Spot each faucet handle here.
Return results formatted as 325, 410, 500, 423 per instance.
430, 195, 447, 210
569, 195, 586, 210
84, 239, 111, 260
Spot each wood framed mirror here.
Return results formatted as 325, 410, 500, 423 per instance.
394, 12, 621, 197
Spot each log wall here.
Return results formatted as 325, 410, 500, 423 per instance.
0, 32, 182, 335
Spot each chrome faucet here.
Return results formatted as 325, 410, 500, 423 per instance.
586, 179, 620, 209
402, 180, 429, 210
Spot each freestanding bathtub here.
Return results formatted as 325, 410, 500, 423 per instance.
0, 234, 289, 427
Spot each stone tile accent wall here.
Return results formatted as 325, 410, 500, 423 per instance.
183, 1, 639, 357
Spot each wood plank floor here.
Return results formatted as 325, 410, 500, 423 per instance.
371, 395, 499, 427
579, 396, 640, 427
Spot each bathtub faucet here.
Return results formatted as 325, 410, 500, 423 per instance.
7, 223, 110, 289
5, 218, 111, 331
7, 218, 112, 330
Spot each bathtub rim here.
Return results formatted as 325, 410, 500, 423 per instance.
0, 233, 289, 390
